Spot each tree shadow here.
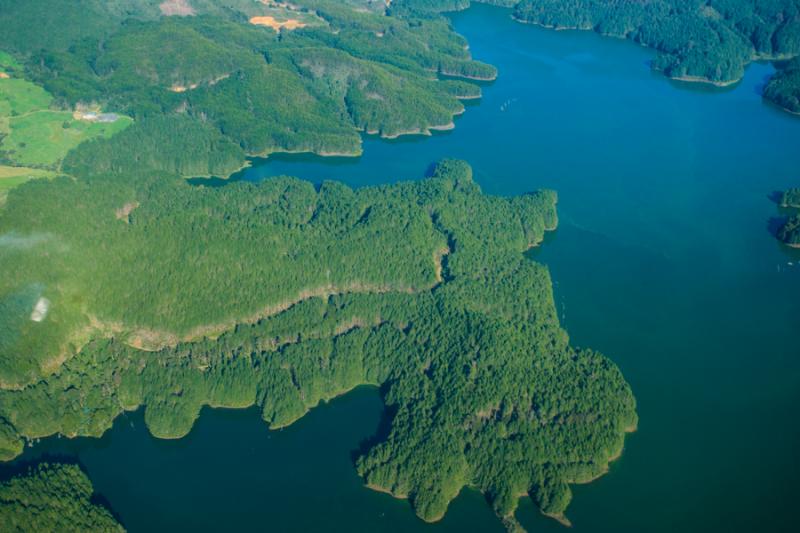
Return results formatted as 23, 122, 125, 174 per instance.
767, 216, 787, 238
767, 190, 784, 205
753, 72, 773, 97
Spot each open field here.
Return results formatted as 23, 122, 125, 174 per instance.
0, 50, 20, 70
248, 2, 326, 31
0, 165, 55, 191
0, 76, 132, 170
2, 110, 132, 167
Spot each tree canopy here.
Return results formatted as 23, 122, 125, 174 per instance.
0, 159, 636, 527
0, 463, 123, 532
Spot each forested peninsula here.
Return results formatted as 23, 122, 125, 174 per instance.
0, 463, 123, 532
0, 157, 637, 528
395, 0, 800, 115
0, 1, 637, 529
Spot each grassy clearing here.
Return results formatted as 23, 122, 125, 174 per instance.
0, 51, 20, 70
0, 78, 52, 116
0, 76, 132, 175
0, 165, 56, 191
2, 110, 132, 167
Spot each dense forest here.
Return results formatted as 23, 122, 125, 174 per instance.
765, 57, 800, 113
780, 187, 800, 207
0, 0, 494, 170
0, 463, 123, 531
778, 214, 800, 245
394, 0, 800, 113
0, 158, 637, 527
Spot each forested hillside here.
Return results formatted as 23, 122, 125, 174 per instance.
765, 57, 800, 113
0, 0, 494, 169
0, 158, 636, 527
0, 463, 123, 531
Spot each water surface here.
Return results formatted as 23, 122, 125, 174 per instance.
10, 4, 800, 532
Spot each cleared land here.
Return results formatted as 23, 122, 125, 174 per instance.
247, 2, 325, 31
249, 15, 307, 30
0, 165, 55, 191
0, 74, 132, 173
159, 0, 195, 16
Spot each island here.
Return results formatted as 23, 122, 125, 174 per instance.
778, 215, 800, 246
780, 187, 800, 208
0, 463, 123, 532
776, 188, 800, 247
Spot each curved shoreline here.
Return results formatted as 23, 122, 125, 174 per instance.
364, 420, 638, 529
508, 9, 800, 107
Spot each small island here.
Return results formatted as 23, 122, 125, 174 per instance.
780, 188, 800, 208
778, 215, 800, 247
775, 188, 800, 248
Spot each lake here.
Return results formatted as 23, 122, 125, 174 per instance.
8, 3, 800, 532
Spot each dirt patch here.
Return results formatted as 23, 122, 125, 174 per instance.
0, 72, 9, 79
115, 201, 140, 223
73, 110, 120, 123
168, 83, 198, 93
169, 74, 229, 93
249, 16, 306, 31
159, 0, 195, 16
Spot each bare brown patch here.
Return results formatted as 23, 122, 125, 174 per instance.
159, 0, 195, 16
432, 245, 450, 284
168, 83, 198, 93
115, 201, 140, 223
249, 16, 306, 31
0, 72, 10, 79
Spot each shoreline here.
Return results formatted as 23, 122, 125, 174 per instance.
365, 415, 631, 531
667, 74, 739, 88
769, 102, 800, 117
513, 14, 742, 88
507, 10, 800, 99
192, 107, 471, 178
444, 72, 497, 82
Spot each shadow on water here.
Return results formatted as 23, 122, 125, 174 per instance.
768, 190, 785, 204
351, 387, 395, 465
754, 72, 774, 96
769, 216, 792, 238
186, 176, 235, 187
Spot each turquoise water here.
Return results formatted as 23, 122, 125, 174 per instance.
8, 4, 800, 531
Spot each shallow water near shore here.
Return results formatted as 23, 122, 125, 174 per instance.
8, 3, 800, 532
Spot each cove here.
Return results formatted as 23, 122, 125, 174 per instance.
9, 3, 800, 532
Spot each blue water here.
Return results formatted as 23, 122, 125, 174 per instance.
10, 4, 800, 532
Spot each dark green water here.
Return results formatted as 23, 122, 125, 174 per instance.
10, 4, 800, 531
